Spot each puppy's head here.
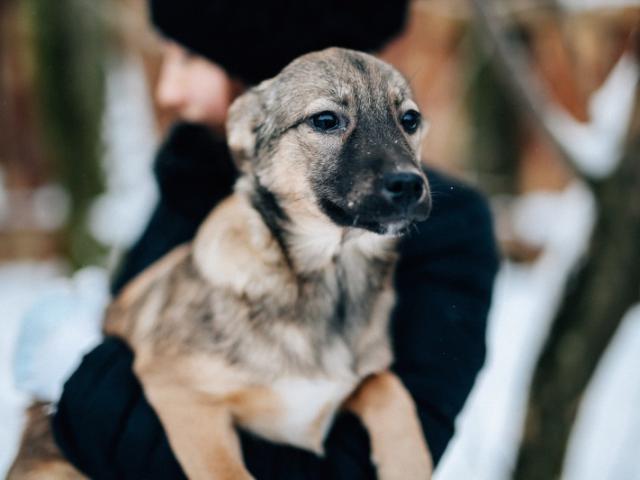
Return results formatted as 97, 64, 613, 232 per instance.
227, 47, 431, 236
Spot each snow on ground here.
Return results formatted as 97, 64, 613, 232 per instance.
1, 186, 639, 478
0, 261, 65, 478
563, 304, 640, 480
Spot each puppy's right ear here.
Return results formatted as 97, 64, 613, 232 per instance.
226, 79, 272, 173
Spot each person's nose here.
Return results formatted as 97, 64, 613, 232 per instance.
156, 63, 186, 110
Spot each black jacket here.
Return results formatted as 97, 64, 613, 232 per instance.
52, 123, 500, 479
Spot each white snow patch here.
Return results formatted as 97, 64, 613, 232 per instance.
32, 184, 70, 231
544, 53, 638, 179
12, 267, 107, 402
559, 0, 640, 10
0, 261, 65, 478
89, 51, 158, 250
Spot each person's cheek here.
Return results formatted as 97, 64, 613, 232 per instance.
192, 72, 229, 124
160, 71, 192, 118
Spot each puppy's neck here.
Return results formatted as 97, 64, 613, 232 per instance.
243, 175, 397, 274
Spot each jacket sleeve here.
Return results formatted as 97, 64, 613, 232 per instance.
52, 169, 499, 479
390, 168, 500, 463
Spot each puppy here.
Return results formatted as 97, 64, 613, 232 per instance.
9, 47, 433, 480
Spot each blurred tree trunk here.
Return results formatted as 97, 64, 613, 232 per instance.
0, 0, 50, 188
513, 88, 640, 479
23, 0, 106, 267
466, 33, 521, 196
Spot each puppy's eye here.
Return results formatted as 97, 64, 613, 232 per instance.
310, 111, 341, 132
400, 110, 421, 134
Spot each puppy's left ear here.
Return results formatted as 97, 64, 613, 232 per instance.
226, 79, 272, 173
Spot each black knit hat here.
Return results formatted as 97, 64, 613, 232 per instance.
149, 0, 410, 85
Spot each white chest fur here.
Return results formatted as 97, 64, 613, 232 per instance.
242, 376, 357, 454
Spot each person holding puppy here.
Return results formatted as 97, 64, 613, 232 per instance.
52, 1, 499, 478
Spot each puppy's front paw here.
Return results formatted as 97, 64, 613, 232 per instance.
345, 372, 433, 480
211, 468, 255, 480
372, 414, 432, 480
374, 441, 432, 480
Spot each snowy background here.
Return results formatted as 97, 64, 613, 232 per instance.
2, 2, 640, 478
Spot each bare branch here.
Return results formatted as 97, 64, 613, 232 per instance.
468, 0, 584, 179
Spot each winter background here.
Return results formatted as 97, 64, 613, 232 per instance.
2, 0, 640, 478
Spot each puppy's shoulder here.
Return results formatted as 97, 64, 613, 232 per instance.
193, 193, 293, 297
118, 244, 191, 304
104, 243, 191, 339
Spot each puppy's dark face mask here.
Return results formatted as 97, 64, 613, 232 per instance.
227, 48, 431, 236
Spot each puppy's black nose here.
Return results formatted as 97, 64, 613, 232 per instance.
382, 172, 425, 209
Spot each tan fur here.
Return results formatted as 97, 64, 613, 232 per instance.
192, 191, 296, 300
105, 244, 191, 342
345, 372, 433, 480
141, 383, 251, 480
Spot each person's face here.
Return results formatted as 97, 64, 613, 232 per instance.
156, 42, 243, 131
